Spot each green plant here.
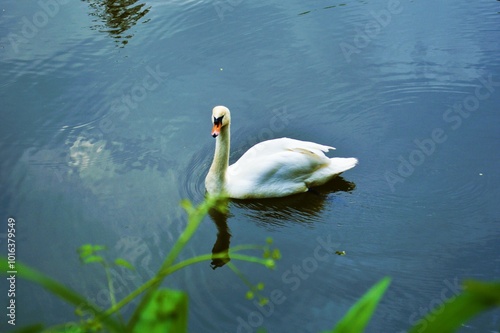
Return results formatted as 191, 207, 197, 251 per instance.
316, 276, 500, 333
323, 277, 391, 333
76, 243, 134, 321
0, 195, 279, 333
320, 278, 500, 333
407, 279, 500, 333
1, 195, 499, 333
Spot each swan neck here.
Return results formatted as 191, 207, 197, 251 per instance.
208, 124, 230, 192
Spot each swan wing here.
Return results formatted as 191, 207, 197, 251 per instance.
225, 138, 355, 198
234, 137, 334, 163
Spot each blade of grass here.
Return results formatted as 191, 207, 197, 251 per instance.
325, 277, 391, 333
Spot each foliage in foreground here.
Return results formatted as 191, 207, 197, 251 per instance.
1, 196, 278, 333
322, 278, 500, 333
1, 195, 500, 333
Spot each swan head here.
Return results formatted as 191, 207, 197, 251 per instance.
211, 105, 231, 138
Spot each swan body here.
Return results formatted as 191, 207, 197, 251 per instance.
205, 106, 358, 199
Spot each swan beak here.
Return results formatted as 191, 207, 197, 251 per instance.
211, 123, 221, 138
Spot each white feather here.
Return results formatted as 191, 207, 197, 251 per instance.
205, 107, 358, 199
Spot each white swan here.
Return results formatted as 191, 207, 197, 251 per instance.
205, 106, 358, 199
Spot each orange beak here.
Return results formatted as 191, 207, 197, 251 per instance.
211, 123, 222, 138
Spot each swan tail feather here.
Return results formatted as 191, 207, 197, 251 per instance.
328, 157, 358, 175
306, 157, 357, 188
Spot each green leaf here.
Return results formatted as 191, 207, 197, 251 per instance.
82, 255, 105, 264
328, 277, 391, 333
77, 244, 106, 261
408, 280, 500, 333
77, 244, 94, 259
130, 289, 188, 333
114, 258, 135, 270
92, 245, 107, 252
464, 279, 500, 300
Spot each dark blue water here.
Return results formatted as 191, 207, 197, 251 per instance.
1, 0, 499, 332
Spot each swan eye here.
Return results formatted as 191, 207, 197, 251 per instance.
214, 115, 224, 125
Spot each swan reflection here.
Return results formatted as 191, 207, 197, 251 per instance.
208, 206, 231, 269
207, 176, 355, 268
232, 176, 356, 227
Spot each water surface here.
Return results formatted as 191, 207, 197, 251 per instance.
1, 0, 499, 332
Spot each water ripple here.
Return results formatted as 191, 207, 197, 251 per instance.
181, 141, 212, 203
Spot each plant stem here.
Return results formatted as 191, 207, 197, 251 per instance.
103, 263, 126, 323
227, 262, 254, 290
104, 264, 117, 309
229, 244, 267, 252
126, 196, 225, 329
104, 254, 212, 318
104, 252, 272, 318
